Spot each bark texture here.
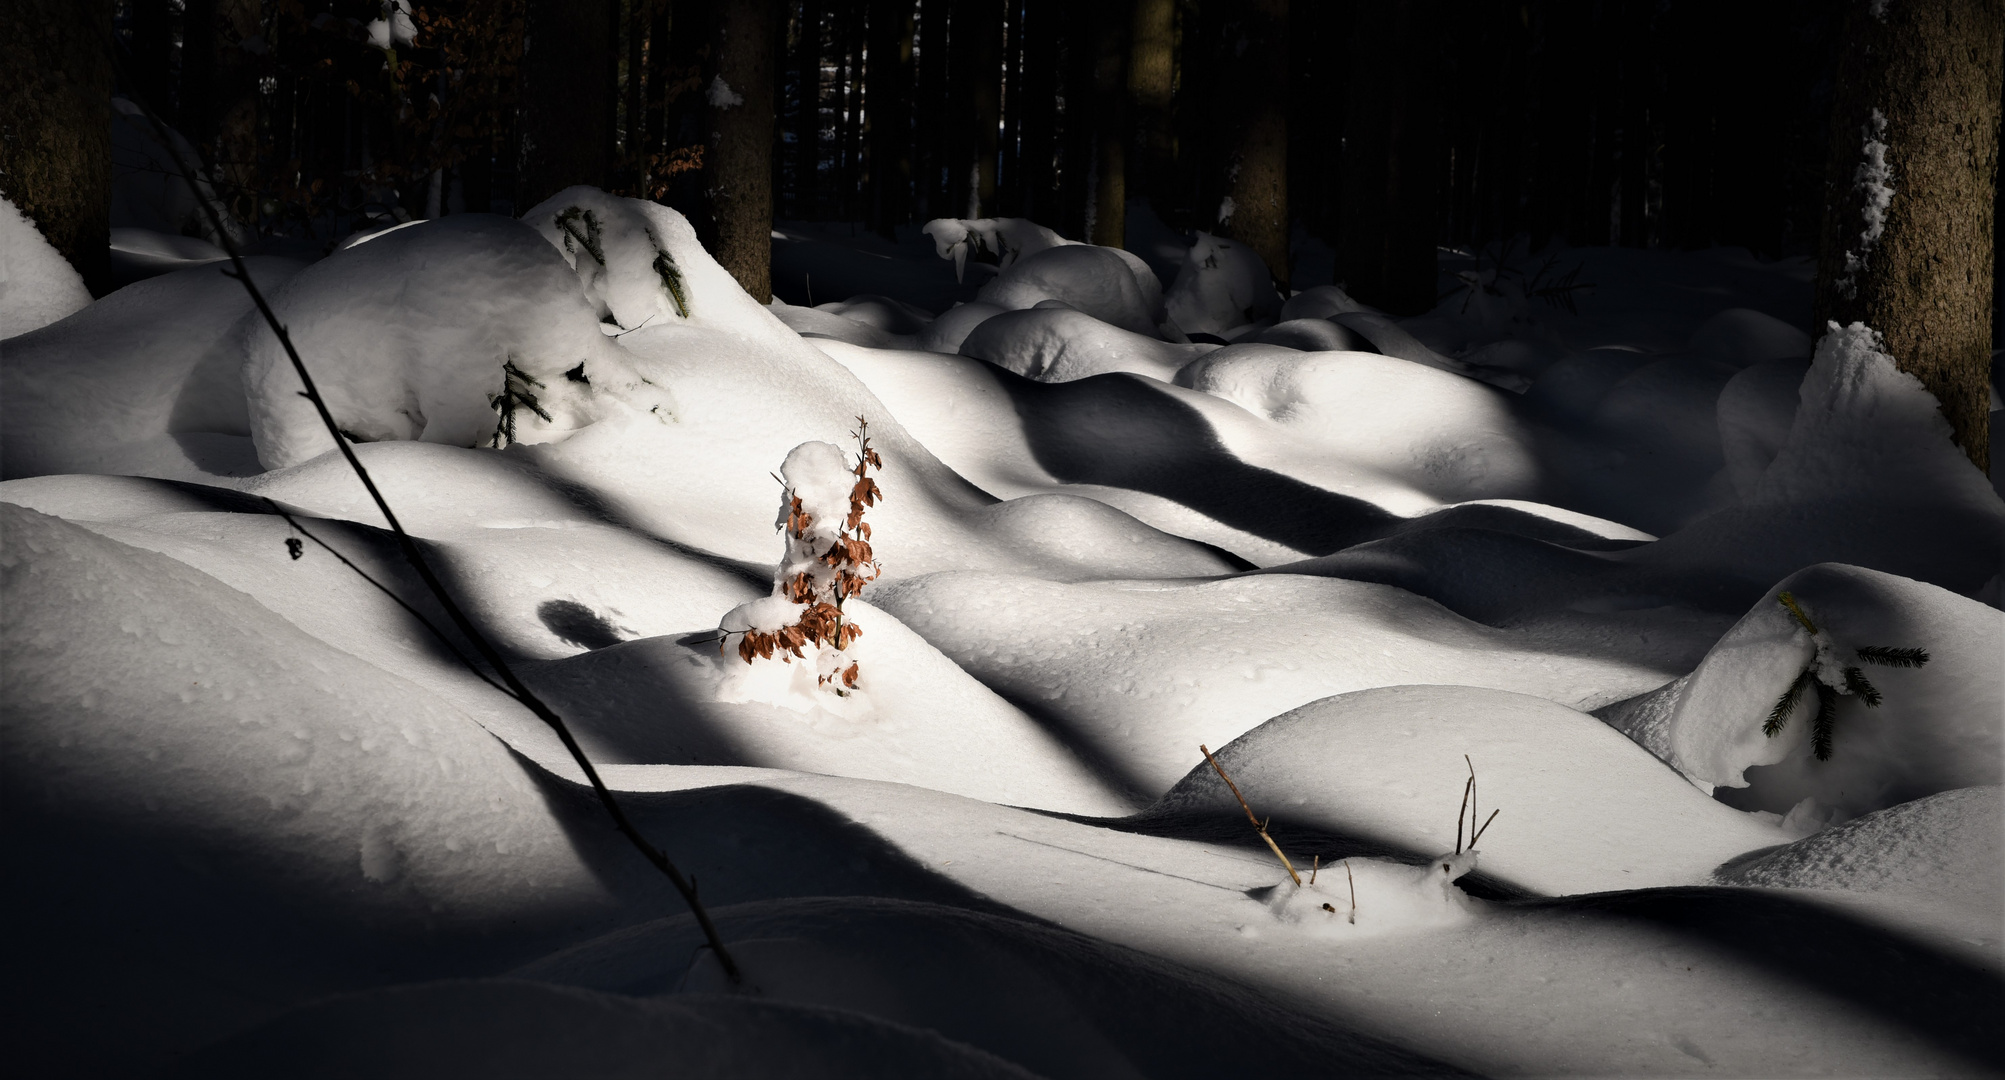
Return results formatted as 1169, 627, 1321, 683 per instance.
1126, 0, 1174, 211
0, 0, 113, 294
708, 0, 777, 301
1339, 0, 1440, 315
1815, 0, 2003, 473
1219, 0, 1289, 289
1089, 0, 1128, 248
518, 0, 615, 212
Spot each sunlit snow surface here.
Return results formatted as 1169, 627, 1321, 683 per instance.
2, 195, 2000, 1077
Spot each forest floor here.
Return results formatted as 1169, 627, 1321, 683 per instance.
2, 191, 2001, 1078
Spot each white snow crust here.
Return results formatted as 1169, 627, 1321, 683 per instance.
0, 195, 92, 338
3, 191, 2000, 1078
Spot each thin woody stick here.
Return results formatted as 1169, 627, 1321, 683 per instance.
1470, 808, 1501, 848
1455, 774, 1473, 854
1200, 744, 1302, 886
1346, 859, 1357, 924
1310, 855, 1320, 885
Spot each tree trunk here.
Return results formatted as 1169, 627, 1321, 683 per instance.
180, 0, 261, 224
1126, 0, 1174, 213
624, 0, 648, 190
915, 0, 950, 219
127, 0, 177, 123
1220, 0, 1288, 290
1339, 0, 1440, 314
1088, 0, 1127, 247
708, 0, 777, 301
1015, 0, 1059, 223
1814, 0, 2002, 474
519, 0, 615, 210
965, 0, 1001, 217
793, 0, 824, 217
0, 0, 113, 294
866, 0, 915, 237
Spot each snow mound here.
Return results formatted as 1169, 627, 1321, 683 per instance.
1641, 563, 2002, 820
1175, 346, 1539, 502
521, 895, 1464, 1078
0, 503, 617, 926
166, 979, 1041, 1080
1714, 786, 2002, 921
918, 300, 1008, 353
1717, 357, 1811, 499
0, 195, 92, 338
109, 97, 249, 248
874, 572, 1699, 796
1164, 232, 1281, 336
960, 304, 1208, 382
242, 214, 668, 470
1688, 306, 1811, 367
1277, 284, 1371, 322
1637, 322, 2005, 599
920, 216, 1070, 279
1149, 685, 1783, 896
976, 244, 1164, 337
1249, 317, 1370, 352
2, 257, 302, 481
523, 600, 1136, 814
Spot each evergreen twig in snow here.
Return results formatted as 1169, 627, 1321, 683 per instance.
1762, 591, 1929, 762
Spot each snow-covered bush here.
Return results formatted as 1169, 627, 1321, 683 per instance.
521, 187, 694, 331
976, 245, 1164, 337
1619, 563, 2003, 826
241, 214, 671, 470
1163, 232, 1282, 337
720, 421, 883, 694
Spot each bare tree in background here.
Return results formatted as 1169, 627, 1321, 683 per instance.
1339, 0, 1441, 314
1814, 0, 2002, 474
1126, 0, 1173, 216
0, 0, 113, 294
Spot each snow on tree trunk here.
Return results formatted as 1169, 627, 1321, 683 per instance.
706, 0, 777, 303
0, 0, 113, 295
1814, 0, 2003, 474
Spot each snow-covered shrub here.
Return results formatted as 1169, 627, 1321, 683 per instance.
1163, 232, 1281, 336
241, 214, 670, 470
1637, 563, 2002, 825
522, 187, 695, 330
719, 421, 883, 694
921, 217, 1072, 281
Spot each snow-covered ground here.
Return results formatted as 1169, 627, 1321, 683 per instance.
3, 189, 2001, 1078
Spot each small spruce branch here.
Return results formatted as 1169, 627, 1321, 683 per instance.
1841, 666, 1882, 707
1809, 682, 1838, 761
1765, 670, 1814, 737
1856, 645, 1929, 668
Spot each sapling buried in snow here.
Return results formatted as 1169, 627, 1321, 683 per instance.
722, 418, 884, 695
1764, 591, 1930, 761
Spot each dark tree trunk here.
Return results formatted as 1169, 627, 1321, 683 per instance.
1016, 0, 1059, 223
707, 0, 777, 300
1814, 0, 2003, 473
1088, 0, 1127, 247
1219, 0, 1289, 289
644, 0, 674, 173
519, 0, 615, 210
866, 0, 915, 237
663, 0, 715, 213
625, 0, 647, 190
794, 0, 824, 217
1339, 0, 1440, 314
966, 0, 1001, 217
1126, 0, 1173, 214
0, 0, 113, 295
838, 1, 863, 219
915, 0, 950, 219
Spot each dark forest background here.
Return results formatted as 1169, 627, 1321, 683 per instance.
106, 1, 1843, 298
